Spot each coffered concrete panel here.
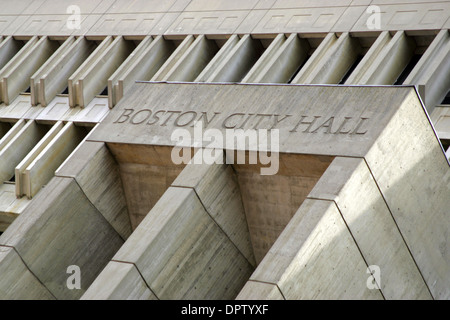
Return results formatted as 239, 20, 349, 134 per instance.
252, 7, 347, 36
165, 11, 252, 36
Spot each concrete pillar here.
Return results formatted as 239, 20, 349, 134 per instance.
107, 35, 175, 107
195, 34, 240, 82
69, 36, 135, 108
243, 33, 310, 84
404, 29, 450, 113
83, 185, 254, 300
237, 198, 383, 300
346, 31, 415, 85
151, 35, 195, 81
31, 36, 96, 107
15, 121, 64, 198
0, 120, 48, 183
0, 36, 59, 105
291, 32, 362, 84
21, 121, 86, 198
205, 34, 264, 83
164, 35, 219, 82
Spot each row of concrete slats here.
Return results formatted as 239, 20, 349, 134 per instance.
0, 118, 87, 199
0, 31, 449, 110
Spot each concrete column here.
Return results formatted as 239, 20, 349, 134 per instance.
69, 36, 135, 108
291, 32, 362, 84
243, 33, 310, 84
22, 121, 86, 198
195, 34, 240, 82
107, 35, 176, 107
404, 29, 450, 113
151, 35, 195, 81
237, 198, 383, 300
0, 36, 59, 105
347, 31, 416, 85
31, 36, 96, 107
82, 157, 256, 300
0, 120, 48, 183
15, 121, 64, 198
205, 34, 264, 83
0, 176, 125, 299
164, 35, 220, 82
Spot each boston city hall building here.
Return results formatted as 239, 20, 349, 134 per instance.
0, 0, 448, 300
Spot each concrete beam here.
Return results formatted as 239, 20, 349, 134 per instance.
31, 36, 95, 107
0, 176, 125, 299
309, 156, 432, 299
107, 36, 176, 108
0, 120, 47, 183
81, 261, 157, 300
23, 121, 86, 198
242, 198, 383, 299
244, 33, 310, 84
15, 121, 64, 198
205, 34, 264, 83
151, 35, 195, 81
164, 34, 219, 82
404, 29, 450, 113
0, 36, 59, 105
84, 186, 254, 300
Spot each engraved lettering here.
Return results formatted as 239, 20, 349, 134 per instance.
113, 108, 134, 123
161, 111, 182, 126
334, 117, 353, 134
272, 114, 292, 129
147, 110, 165, 125
196, 111, 221, 128
223, 113, 245, 129
290, 116, 321, 133
130, 109, 152, 125
252, 114, 272, 130
311, 117, 334, 134
352, 117, 369, 134
175, 111, 197, 127
238, 113, 254, 129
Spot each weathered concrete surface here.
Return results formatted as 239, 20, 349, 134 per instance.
363, 90, 450, 300
172, 155, 256, 267
86, 186, 254, 300
233, 154, 333, 264
0, 246, 55, 300
88, 83, 413, 158
1, 82, 447, 300
106, 143, 184, 230
309, 157, 432, 299
81, 261, 157, 300
55, 140, 132, 240
240, 198, 383, 300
